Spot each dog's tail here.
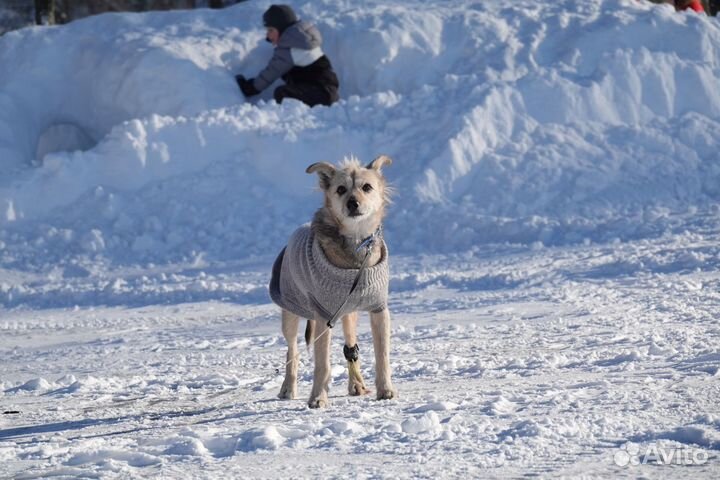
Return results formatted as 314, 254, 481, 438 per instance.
304, 320, 314, 349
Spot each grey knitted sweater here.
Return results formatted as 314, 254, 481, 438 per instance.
269, 225, 389, 323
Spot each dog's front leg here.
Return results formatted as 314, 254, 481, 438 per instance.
278, 309, 300, 399
341, 312, 370, 396
370, 309, 397, 400
308, 320, 332, 408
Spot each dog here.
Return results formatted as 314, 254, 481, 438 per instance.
269, 155, 396, 408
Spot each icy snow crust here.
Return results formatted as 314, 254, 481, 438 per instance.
2, 0, 720, 478
1, 0, 719, 266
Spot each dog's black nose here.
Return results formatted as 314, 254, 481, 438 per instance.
346, 197, 360, 212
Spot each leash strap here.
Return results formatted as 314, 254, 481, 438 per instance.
326, 227, 382, 329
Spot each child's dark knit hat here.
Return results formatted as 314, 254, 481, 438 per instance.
262, 5, 298, 34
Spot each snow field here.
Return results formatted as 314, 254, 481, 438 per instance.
1, 0, 719, 265
1, 0, 719, 477
3, 229, 720, 477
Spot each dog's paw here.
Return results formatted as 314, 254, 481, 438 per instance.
308, 395, 329, 409
348, 380, 371, 396
376, 386, 397, 401
278, 383, 296, 400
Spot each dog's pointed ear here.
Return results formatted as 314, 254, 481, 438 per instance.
306, 162, 336, 190
366, 154, 392, 171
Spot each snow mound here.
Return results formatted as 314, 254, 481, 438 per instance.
8, 377, 52, 393
1, 0, 719, 267
401, 411, 442, 435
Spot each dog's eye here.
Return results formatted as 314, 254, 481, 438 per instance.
336, 186, 347, 195
362, 184, 373, 193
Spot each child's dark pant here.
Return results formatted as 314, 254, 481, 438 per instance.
273, 83, 339, 107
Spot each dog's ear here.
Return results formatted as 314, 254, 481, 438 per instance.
366, 154, 392, 172
306, 162, 336, 190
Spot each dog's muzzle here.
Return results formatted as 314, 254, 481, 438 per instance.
346, 197, 361, 217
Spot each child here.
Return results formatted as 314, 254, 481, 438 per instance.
236, 5, 340, 107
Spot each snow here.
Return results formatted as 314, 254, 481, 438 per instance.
1, 0, 719, 477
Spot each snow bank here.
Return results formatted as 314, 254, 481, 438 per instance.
1, 0, 719, 266
0, 5, 265, 172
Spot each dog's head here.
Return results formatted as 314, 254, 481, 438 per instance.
306, 155, 393, 230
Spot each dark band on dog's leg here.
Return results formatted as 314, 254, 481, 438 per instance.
304, 320, 314, 347
343, 343, 360, 362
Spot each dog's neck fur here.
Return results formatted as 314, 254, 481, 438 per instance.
311, 208, 383, 269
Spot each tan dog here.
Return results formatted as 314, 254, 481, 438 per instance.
269, 155, 396, 408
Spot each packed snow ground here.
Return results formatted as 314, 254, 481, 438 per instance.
2, 231, 720, 478
1, 0, 719, 477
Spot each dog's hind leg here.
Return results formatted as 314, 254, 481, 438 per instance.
341, 312, 370, 396
278, 309, 300, 400
308, 320, 332, 408
370, 309, 397, 400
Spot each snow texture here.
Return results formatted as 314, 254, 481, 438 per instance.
1, 0, 719, 478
